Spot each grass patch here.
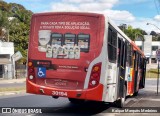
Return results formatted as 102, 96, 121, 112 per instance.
146, 68, 160, 78
0, 86, 26, 92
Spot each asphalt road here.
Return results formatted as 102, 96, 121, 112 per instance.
0, 78, 158, 115
0, 93, 117, 115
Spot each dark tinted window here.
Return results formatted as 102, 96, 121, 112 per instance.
152, 46, 158, 51
127, 43, 132, 66
108, 26, 117, 62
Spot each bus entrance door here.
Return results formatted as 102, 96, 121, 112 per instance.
117, 38, 127, 98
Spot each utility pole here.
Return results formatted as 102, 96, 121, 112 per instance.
156, 49, 160, 95
147, 23, 160, 95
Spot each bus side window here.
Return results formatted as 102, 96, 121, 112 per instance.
134, 51, 138, 71
108, 27, 117, 63
139, 55, 143, 70
132, 50, 135, 68
130, 46, 133, 67
126, 42, 129, 66
127, 44, 132, 67
136, 53, 139, 70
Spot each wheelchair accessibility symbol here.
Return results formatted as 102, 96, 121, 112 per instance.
37, 67, 46, 78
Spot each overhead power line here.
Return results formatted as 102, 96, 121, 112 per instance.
154, 0, 160, 15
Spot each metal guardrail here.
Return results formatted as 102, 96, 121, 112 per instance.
15, 69, 27, 79
15, 64, 27, 79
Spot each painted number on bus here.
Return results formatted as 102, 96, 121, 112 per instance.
52, 91, 67, 96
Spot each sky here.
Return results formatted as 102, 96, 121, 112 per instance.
4, 0, 160, 34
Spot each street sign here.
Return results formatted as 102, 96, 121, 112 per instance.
37, 67, 46, 78
156, 49, 160, 61
12, 51, 23, 61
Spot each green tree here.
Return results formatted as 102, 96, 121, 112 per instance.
0, 1, 9, 12
0, 10, 9, 41
9, 5, 32, 59
0, 1, 33, 62
149, 31, 160, 41
119, 25, 146, 41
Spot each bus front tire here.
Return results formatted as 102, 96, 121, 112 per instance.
115, 85, 126, 108
68, 98, 85, 104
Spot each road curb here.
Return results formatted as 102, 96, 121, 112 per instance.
0, 79, 26, 84
0, 90, 26, 96
125, 97, 138, 107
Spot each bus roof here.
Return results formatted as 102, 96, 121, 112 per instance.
32, 12, 104, 18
